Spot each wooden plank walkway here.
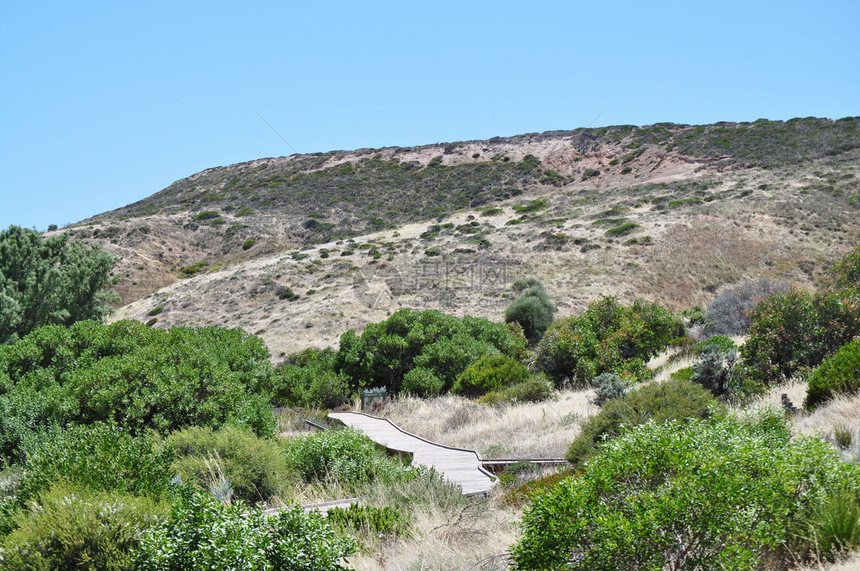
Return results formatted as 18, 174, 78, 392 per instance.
328, 411, 496, 496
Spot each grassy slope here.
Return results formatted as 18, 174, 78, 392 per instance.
65, 117, 859, 357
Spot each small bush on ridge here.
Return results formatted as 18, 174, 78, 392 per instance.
591, 372, 631, 406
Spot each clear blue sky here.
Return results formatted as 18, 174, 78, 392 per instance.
2, 1, 857, 231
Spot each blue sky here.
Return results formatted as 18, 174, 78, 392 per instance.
1, 1, 857, 230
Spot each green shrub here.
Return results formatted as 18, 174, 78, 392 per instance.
194, 210, 220, 221
590, 372, 631, 406
693, 334, 737, 355
670, 366, 694, 383
134, 491, 355, 571
17, 423, 174, 505
242, 238, 256, 250
824, 244, 860, 289
805, 338, 860, 409
147, 306, 164, 317
515, 412, 859, 570
165, 426, 293, 505
326, 503, 410, 539
284, 428, 409, 487
604, 222, 639, 237
535, 296, 677, 387
335, 309, 527, 395
740, 287, 860, 389
453, 354, 530, 397
272, 349, 351, 409
0, 321, 276, 464
0, 482, 168, 571
504, 281, 555, 344
800, 486, 860, 561
401, 367, 444, 397
566, 378, 720, 468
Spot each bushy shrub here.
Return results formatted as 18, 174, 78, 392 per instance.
453, 354, 530, 397
326, 503, 410, 539
534, 296, 677, 387
590, 372, 631, 406
273, 348, 350, 409
401, 367, 444, 397
704, 278, 790, 336
17, 424, 174, 505
691, 346, 738, 398
284, 428, 409, 487
134, 491, 355, 571
335, 309, 527, 395
740, 287, 860, 389
0, 321, 276, 463
165, 426, 293, 505
515, 412, 859, 570
824, 244, 860, 289
0, 482, 167, 571
805, 338, 860, 409
800, 486, 860, 561
693, 334, 737, 355
566, 378, 720, 468
504, 279, 555, 344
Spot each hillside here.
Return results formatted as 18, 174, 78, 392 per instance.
65, 117, 860, 358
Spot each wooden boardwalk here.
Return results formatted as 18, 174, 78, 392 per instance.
328, 412, 496, 496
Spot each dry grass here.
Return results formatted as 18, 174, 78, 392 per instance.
378, 391, 599, 459
794, 393, 860, 456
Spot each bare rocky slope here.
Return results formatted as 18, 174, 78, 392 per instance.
65, 117, 860, 359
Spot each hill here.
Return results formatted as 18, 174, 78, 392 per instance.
64, 117, 860, 358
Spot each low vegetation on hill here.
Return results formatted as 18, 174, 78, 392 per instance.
2, 120, 860, 568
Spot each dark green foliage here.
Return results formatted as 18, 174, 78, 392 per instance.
805, 338, 860, 409
134, 491, 355, 571
242, 238, 256, 250
284, 428, 410, 487
0, 225, 118, 344
566, 378, 720, 468
1, 482, 168, 571
194, 210, 220, 221
164, 426, 292, 505
453, 354, 530, 397
272, 348, 350, 408
535, 296, 677, 387
147, 306, 164, 317
740, 286, 860, 389
604, 222, 639, 237
693, 334, 737, 355
504, 279, 555, 344
335, 309, 527, 395
276, 285, 299, 301
327, 503, 410, 538
0, 321, 276, 463
401, 367, 444, 397
515, 412, 859, 570
590, 372, 631, 406
178, 260, 208, 277
479, 374, 556, 404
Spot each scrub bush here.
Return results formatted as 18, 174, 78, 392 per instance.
453, 354, 530, 397
534, 296, 677, 387
515, 412, 859, 570
590, 372, 631, 406
0, 483, 167, 571
133, 491, 354, 571
566, 378, 719, 468
805, 338, 860, 409
335, 309, 527, 394
165, 425, 293, 505
504, 279, 555, 344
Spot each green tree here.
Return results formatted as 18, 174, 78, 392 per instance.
0, 225, 118, 344
504, 279, 555, 344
